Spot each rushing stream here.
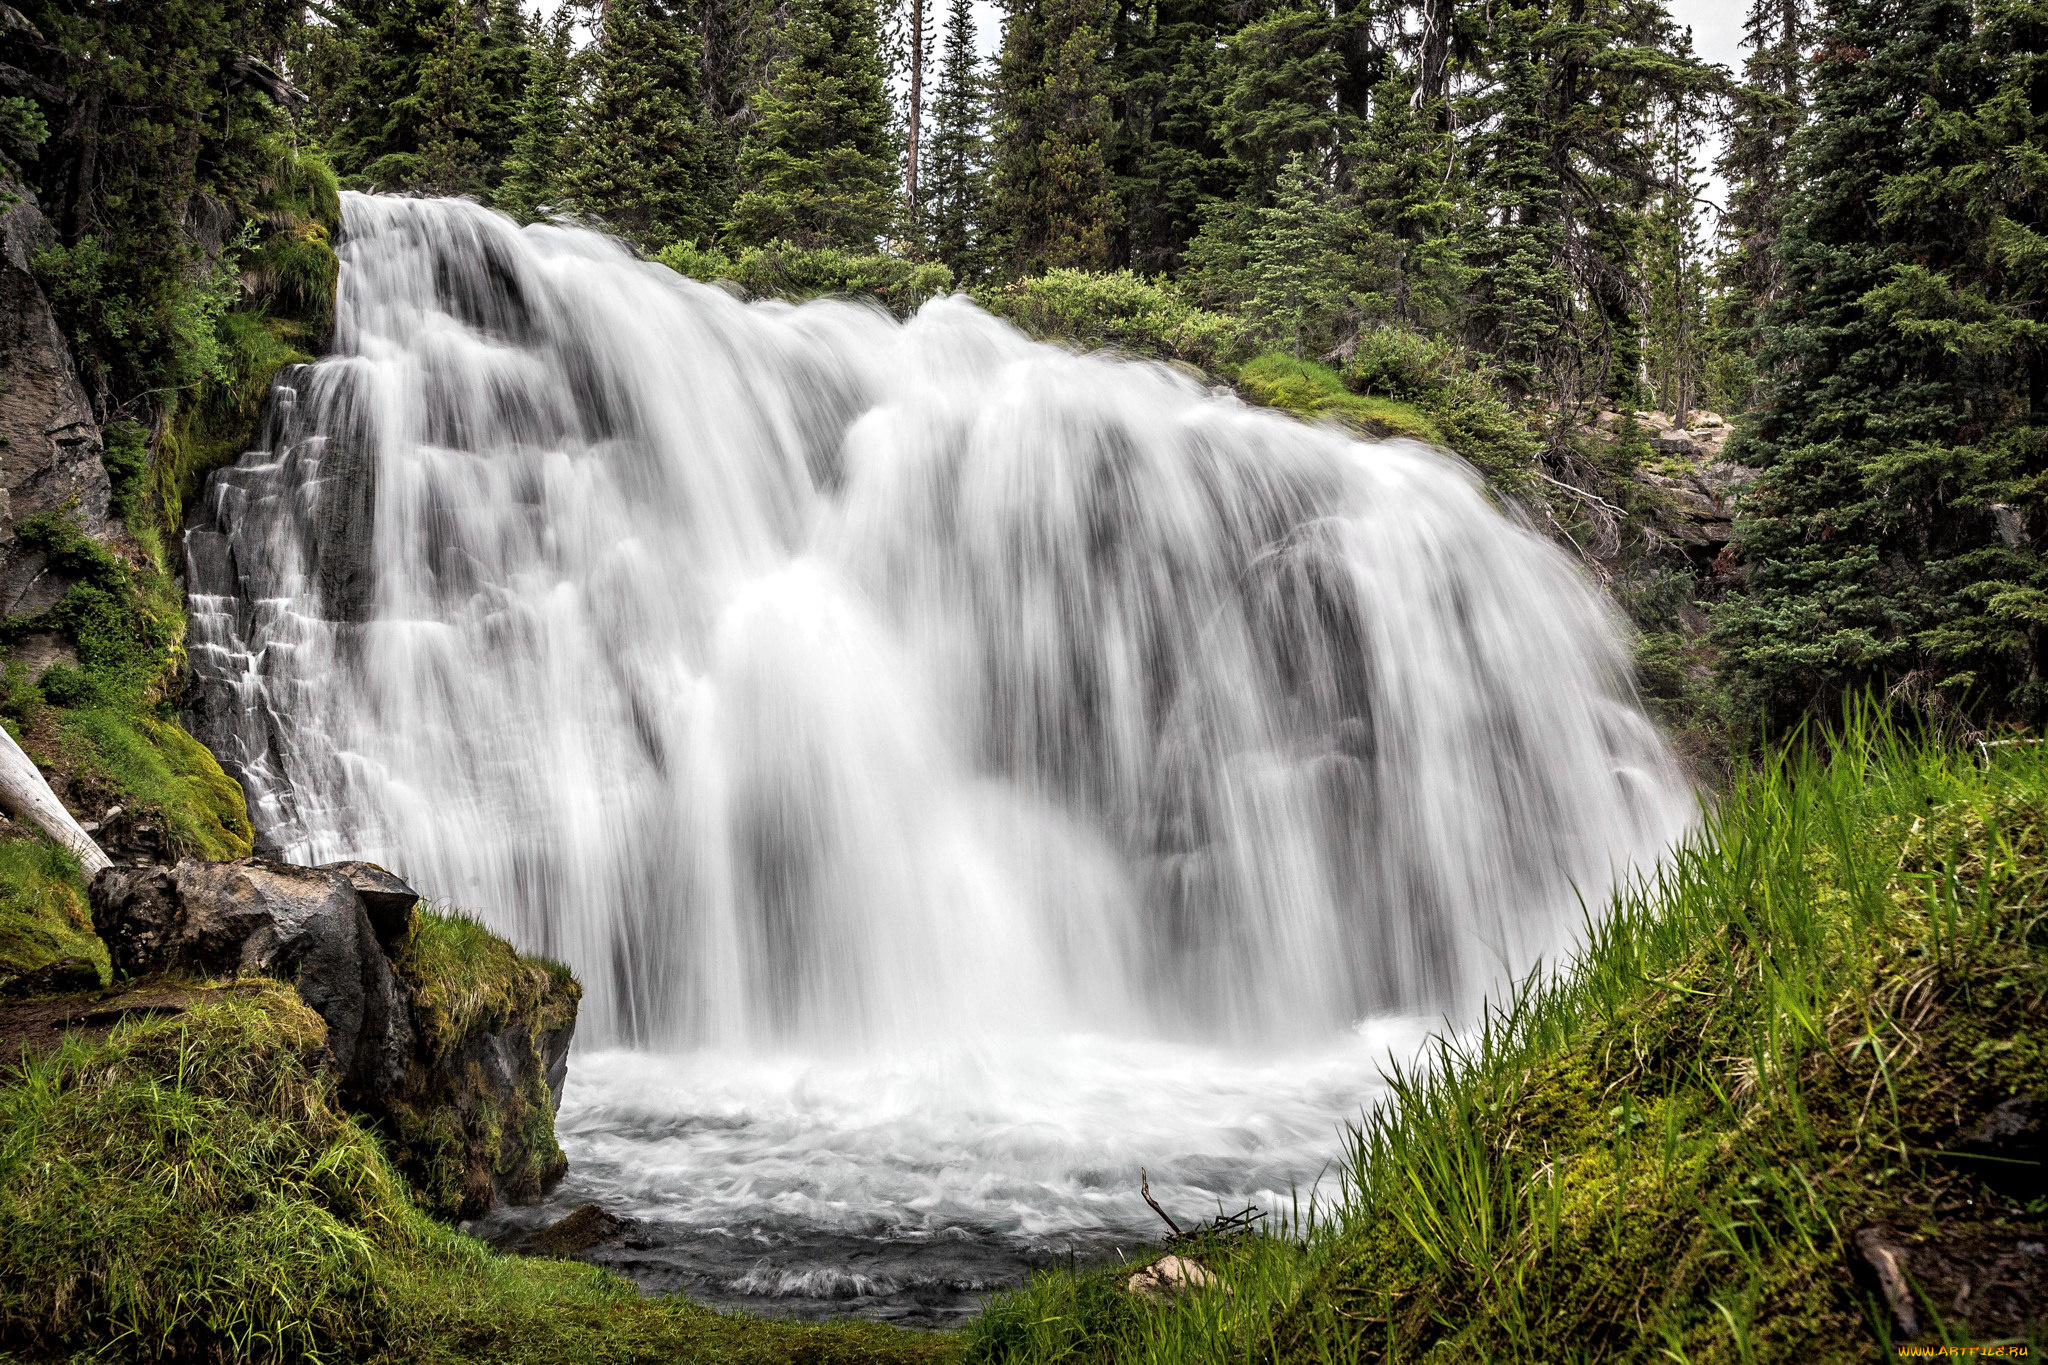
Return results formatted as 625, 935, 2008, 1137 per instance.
184, 193, 1693, 1321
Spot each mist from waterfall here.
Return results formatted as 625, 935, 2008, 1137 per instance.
183, 194, 1692, 1315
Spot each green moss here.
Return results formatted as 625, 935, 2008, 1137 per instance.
397, 908, 579, 1048
0, 838, 106, 996
963, 711, 2048, 1363
50, 710, 253, 862
1234, 352, 1443, 443
0, 981, 953, 1364
385, 908, 582, 1219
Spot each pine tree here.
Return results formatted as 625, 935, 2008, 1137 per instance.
1215, 6, 1351, 200
1350, 72, 1465, 332
412, 3, 493, 193
729, 0, 898, 247
990, 0, 1122, 272
1464, 18, 1564, 403
498, 4, 574, 221
304, 0, 524, 195
1712, 0, 1811, 408
1714, 0, 2048, 727
921, 0, 988, 276
565, 0, 719, 250
1642, 92, 1712, 423
1106, 0, 1241, 273
1246, 151, 1353, 358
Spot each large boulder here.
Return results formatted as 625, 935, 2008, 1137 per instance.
90, 857, 413, 1107
87, 855, 579, 1221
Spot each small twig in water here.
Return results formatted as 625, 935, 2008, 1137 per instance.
1140, 1168, 1184, 1239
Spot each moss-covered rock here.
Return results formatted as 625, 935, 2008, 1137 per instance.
0, 837, 104, 996
386, 907, 582, 1221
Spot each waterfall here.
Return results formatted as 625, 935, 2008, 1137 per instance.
185, 193, 1692, 1057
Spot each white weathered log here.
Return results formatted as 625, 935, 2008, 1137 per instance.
0, 720, 109, 875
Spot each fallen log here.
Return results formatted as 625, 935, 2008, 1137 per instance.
0, 722, 108, 875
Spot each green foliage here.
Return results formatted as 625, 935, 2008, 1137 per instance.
497, 4, 575, 222
299, 0, 528, 197
975, 267, 1245, 370
566, 0, 721, 250
1341, 325, 1543, 488
0, 982, 956, 1363
730, 0, 898, 249
659, 239, 953, 314
7, 0, 302, 410
0, 837, 104, 996
51, 710, 254, 862
1714, 0, 2048, 731
0, 94, 46, 166
1243, 152, 1352, 360
0, 511, 251, 861
963, 708, 2048, 1361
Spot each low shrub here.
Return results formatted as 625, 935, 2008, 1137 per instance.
974, 268, 1249, 372
659, 240, 953, 315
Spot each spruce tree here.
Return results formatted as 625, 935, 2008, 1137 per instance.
498, 4, 574, 221
1107, 0, 1241, 273
1464, 18, 1564, 402
566, 0, 719, 250
1715, 0, 2048, 727
1214, 7, 1350, 199
1351, 72, 1464, 331
921, 0, 988, 277
1712, 0, 1811, 408
729, 0, 898, 248
306, 0, 524, 195
1246, 151, 1353, 359
990, 0, 1122, 272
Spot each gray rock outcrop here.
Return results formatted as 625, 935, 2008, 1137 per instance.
0, 173, 108, 551
90, 857, 413, 1107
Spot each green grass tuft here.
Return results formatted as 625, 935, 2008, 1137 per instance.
1234, 352, 1443, 444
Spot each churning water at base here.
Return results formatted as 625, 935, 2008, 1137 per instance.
186, 193, 1693, 1316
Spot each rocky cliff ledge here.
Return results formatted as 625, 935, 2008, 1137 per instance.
90, 856, 579, 1220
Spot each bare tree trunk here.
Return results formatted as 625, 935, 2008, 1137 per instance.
0, 725, 109, 876
1412, 0, 1451, 113
905, 0, 925, 236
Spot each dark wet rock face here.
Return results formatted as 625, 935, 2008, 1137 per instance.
0, 174, 109, 542
1955, 1097, 2048, 1198
511, 1203, 637, 1258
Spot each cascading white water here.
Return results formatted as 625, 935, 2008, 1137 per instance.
185, 193, 1693, 1317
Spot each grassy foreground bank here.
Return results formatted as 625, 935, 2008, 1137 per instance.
964, 715, 2047, 1363
1, 714, 2041, 1362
